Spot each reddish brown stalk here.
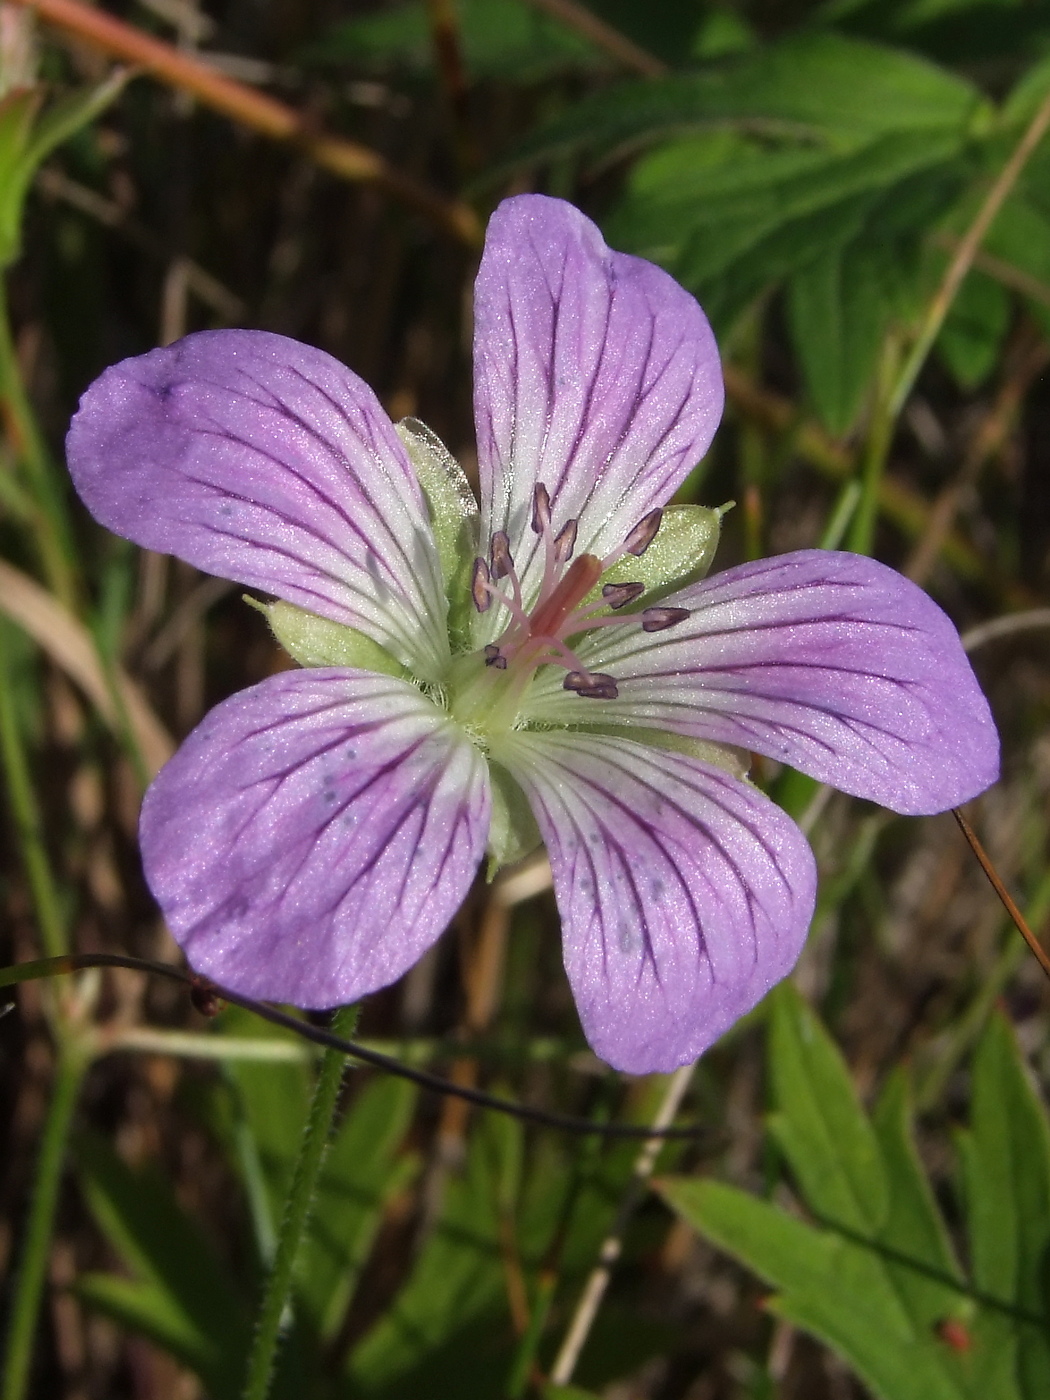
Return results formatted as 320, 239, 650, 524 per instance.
954, 807, 1050, 982
521, 0, 667, 77
9, 0, 482, 247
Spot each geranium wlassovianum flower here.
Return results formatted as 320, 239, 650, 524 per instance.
66, 195, 999, 1074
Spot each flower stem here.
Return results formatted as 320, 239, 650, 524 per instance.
1, 1047, 85, 1400
241, 1003, 359, 1400
0, 279, 78, 611
0, 619, 67, 959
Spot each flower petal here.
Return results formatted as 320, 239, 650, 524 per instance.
473, 195, 723, 611
495, 730, 816, 1073
533, 550, 999, 814
67, 330, 450, 679
140, 670, 490, 1007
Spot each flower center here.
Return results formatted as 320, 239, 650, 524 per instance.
464, 483, 690, 713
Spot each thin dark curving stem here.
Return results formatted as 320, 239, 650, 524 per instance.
0, 952, 714, 1142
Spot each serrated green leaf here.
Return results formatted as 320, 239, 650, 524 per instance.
495, 32, 985, 175
788, 241, 889, 433
608, 126, 967, 330
871, 1068, 966, 1320
767, 983, 888, 1233
659, 1177, 965, 1400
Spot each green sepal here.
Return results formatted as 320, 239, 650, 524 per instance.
263, 599, 409, 679
485, 760, 542, 877
599, 503, 724, 603
396, 417, 478, 650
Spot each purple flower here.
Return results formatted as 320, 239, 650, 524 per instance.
66, 195, 998, 1074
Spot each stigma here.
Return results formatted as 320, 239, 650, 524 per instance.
469, 484, 690, 700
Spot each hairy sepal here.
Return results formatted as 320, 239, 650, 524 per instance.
266, 600, 409, 679
600, 504, 724, 602
397, 418, 479, 650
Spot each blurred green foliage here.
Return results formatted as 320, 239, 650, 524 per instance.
3, 0, 1050, 1397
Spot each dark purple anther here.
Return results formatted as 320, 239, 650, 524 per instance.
602, 581, 645, 610
564, 670, 619, 700
623, 508, 663, 557
641, 607, 691, 632
553, 519, 578, 564
531, 482, 552, 534
490, 530, 514, 580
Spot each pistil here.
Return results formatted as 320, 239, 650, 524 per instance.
466, 484, 690, 711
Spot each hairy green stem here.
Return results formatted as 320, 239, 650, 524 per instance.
1, 1048, 85, 1400
0, 620, 67, 958
241, 1003, 359, 1400
0, 279, 78, 609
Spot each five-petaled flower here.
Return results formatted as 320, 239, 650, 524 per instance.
66, 195, 999, 1074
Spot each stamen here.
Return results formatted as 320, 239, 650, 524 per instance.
471, 557, 492, 613
553, 519, 577, 564
484, 644, 507, 669
491, 531, 514, 580
564, 671, 619, 700
531, 483, 552, 534
623, 508, 663, 557
602, 581, 645, 610
642, 606, 691, 632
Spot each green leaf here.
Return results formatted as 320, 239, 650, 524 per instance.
302, 0, 601, 83
788, 241, 889, 433
74, 1133, 249, 1399
936, 269, 1010, 389
959, 1012, 1050, 1398
767, 982, 888, 1234
659, 996, 1050, 1400
74, 1274, 241, 1396
219, 1005, 313, 1222
345, 1115, 513, 1398
871, 1068, 966, 1318
658, 1178, 966, 1400
496, 32, 986, 174
0, 71, 125, 268
609, 126, 967, 330
981, 192, 1050, 339
298, 1076, 419, 1340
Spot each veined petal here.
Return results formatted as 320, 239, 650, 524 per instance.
473, 195, 723, 611
140, 670, 490, 1008
533, 550, 998, 815
67, 330, 449, 679
495, 730, 816, 1074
